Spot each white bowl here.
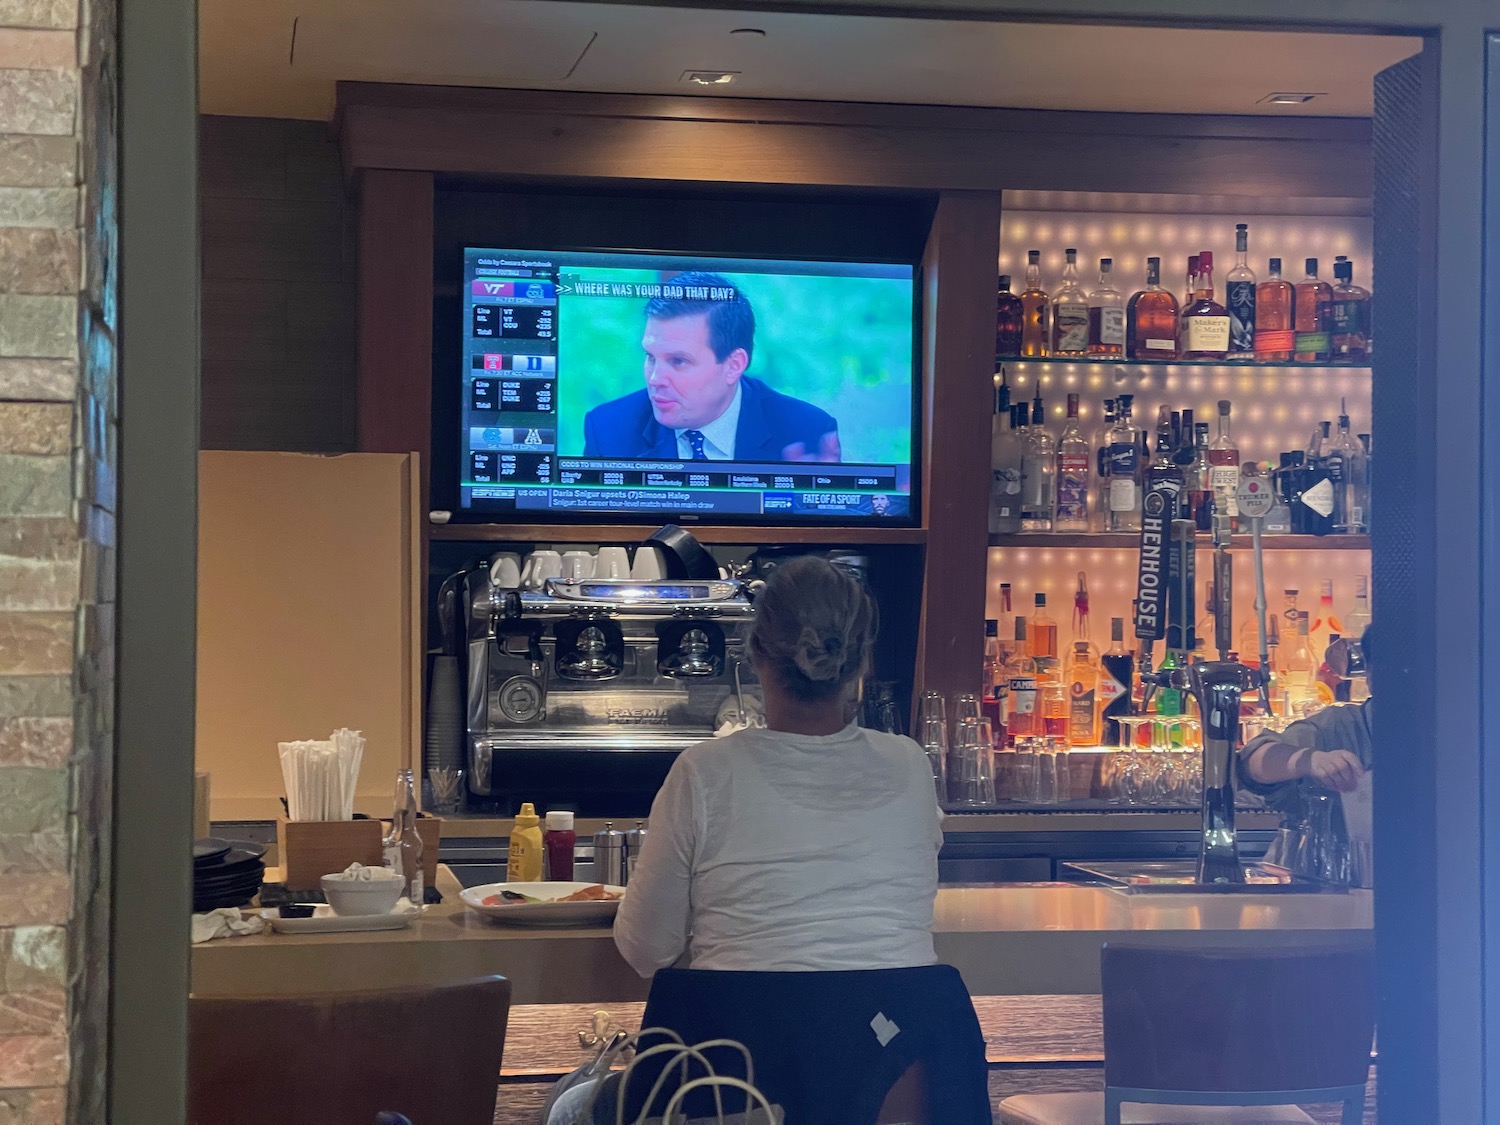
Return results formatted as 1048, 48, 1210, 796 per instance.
320, 872, 404, 916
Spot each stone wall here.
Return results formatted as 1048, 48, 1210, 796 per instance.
0, 0, 117, 1119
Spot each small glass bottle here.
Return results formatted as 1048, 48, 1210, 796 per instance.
1184, 254, 1200, 309
1225, 223, 1258, 359
1020, 395, 1056, 532
1294, 257, 1334, 363
1087, 258, 1125, 357
1255, 258, 1296, 361
1208, 399, 1240, 532
1105, 394, 1143, 533
1054, 392, 1091, 532
386, 768, 425, 903
1050, 249, 1090, 358
1029, 592, 1060, 675
989, 379, 1024, 535
1181, 251, 1231, 360
994, 274, 1024, 360
1329, 257, 1372, 363
543, 810, 576, 881
1004, 616, 1038, 740
1020, 250, 1050, 358
1126, 256, 1179, 360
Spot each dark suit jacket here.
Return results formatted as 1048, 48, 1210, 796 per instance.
582, 376, 838, 462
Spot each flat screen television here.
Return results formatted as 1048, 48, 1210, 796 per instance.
455, 247, 919, 525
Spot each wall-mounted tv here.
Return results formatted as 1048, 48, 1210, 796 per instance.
455, 247, 919, 525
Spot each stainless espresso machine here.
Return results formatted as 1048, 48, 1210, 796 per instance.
463, 570, 759, 798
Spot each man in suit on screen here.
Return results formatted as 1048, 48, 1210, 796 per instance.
582, 272, 841, 462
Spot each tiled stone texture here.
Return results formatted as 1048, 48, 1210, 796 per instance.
0, 0, 115, 1118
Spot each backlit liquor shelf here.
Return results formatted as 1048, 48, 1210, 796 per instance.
999, 358, 1371, 371
990, 533, 1369, 551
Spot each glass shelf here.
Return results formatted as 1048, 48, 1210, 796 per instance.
995, 357, 1371, 371
989, 533, 1370, 551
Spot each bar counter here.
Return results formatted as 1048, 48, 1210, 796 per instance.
192, 868, 1372, 1003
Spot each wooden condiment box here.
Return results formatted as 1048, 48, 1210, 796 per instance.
276, 817, 383, 892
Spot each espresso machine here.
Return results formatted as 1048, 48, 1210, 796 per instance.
463, 565, 758, 797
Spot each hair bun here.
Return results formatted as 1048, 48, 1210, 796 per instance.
793, 627, 844, 683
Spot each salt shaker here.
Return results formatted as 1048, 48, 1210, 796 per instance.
594, 822, 628, 887
624, 821, 648, 881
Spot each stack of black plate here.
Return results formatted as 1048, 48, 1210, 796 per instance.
193, 838, 267, 913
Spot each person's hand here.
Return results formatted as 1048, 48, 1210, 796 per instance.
1305, 749, 1365, 792
781, 432, 842, 462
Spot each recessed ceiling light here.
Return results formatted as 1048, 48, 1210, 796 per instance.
682, 70, 739, 87
1258, 92, 1324, 106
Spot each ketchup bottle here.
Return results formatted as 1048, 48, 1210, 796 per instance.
543, 811, 576, 881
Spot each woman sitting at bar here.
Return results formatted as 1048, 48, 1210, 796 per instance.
614, 555, 941, 975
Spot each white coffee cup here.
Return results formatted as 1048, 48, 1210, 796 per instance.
489, 552, 522, 589
631, 545, 667, 581
523, 550, 563, 590
561, 551, 596, 582
595, 546, 631, 579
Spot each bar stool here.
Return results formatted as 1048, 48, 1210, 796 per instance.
998, 939, 1374, 1125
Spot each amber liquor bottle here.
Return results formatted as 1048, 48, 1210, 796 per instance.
1020, 251, 1050, 358
1126, 256, 1179, 360
1254, 257, 1296, 361
995, 274, 1024, 361
1294, 257, 1333, 363
1329, 257, 1372, 363
1180, 251, 1231, 360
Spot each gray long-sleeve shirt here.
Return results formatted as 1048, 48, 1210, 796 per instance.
1238, 700, 1374, 820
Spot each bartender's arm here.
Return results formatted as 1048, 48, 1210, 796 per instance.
1240, 711, 1365, 793
612, 760, 696, 977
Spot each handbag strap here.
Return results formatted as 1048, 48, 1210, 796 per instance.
621, 1043, 721, 1125
661, 1076, 777, 1125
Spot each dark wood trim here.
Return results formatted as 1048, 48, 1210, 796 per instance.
915, 189, 1000, 706
336, 84, 1371, 199
356, 169, 435, 460
430, 523, 927, 545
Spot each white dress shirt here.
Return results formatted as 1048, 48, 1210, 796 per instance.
613, 723, 943, 976
674, 382, 742, 460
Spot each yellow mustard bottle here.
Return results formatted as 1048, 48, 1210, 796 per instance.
507, 802, 544, 882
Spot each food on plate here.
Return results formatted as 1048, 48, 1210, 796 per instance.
559, 884, 623, 902
481, 890, 541, 906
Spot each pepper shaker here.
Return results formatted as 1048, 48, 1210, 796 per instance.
594, 821, 627, 887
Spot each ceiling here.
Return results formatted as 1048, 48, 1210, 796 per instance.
199, 0, 1422, 121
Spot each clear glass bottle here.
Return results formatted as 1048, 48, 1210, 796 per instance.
983, 618, 1003, 699
1208, 399, 1240, 531
1181, 251, 1231, 360
1050, 248, 1090, 358
1225, 223, 1257, 359
1054, 392, 1091, 531
1105, 394, 1142, 532
1330, 256, 1372, 363
385, 768, 425, 903
1087, 257, 1125, 357
1189, 421, 1212, 527
1294, 257, 1333, 362
1020, 395, 1056, 532
994, 274, 1024, 361
1255, 257, 1296, 361
1281, 611, 1319, 718
1309, 578, 1344, 665
1092, 398, 1116, 531
1020, 250, 1050, 358
1281, 587, 1302, 633
988, 380, 1024, 535
1127, 256, 1179, 360
1343, 574, 1372, 641
1325, 398, 1366, 533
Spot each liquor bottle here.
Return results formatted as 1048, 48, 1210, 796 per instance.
1281, 611, 1319, 718
1344, 574, 1373, 642
1239, 606, 1279, 672
995, 275, 1024, 360
989, 386, 1024, 535
1326, 398, 1366, 533
1020, 251, 1050, 358
1330, 256, 1372, 363
1189, 421, 1213, 528
1280, 588, 1302, 657
1225, 223, 1257, 359
1309, 578, 1344, 663
1067, 641, 1102, 746
1356, 433, 1373, 532
1184, 254, 1200, 308
999, 581, 1013, 616
1294, 257, 1333, 362
1093, 398, 1116, 530
1050, 248, 1090, 358
1318, 632, 1345, 699
1181, 251, 1231, 360
1021, 396, 1056, 532
1127, 256, 1179, 360
1100, 618, 1134, 747
1208, 399, 1240, 531
1255, 257, 1296, 361
1087, 258, 1125, 358
385, 768, 425, 903
1041, 678, 1070, 739
1153, 648, 1184, 721
1004, 616, 1038, 739
1104, 396, 1143, 532
1054, 392, 1091, 532
1029, 592, 1060, 674
1297, 426, 1337, 536
983, 618, 1003, 698
1265, 456, 1293, 533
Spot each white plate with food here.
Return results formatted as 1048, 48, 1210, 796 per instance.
461, 882, 625, 926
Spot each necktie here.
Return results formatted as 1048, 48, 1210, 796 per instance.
684, 430, 708, 461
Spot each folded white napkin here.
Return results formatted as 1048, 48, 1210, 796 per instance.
330, 861, 403, 882
191, 908, 265, 944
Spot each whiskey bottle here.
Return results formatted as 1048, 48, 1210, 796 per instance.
1255, 257, 1296, 361
1330, 256, 1372, 363
1181, 251, 1231, 360
1126, 256, 1179, 360
1087, 258, 1125, 357
1054, 392, 1091, 531
1067, 642, 1103, 747
995, 274, 1024, 360
1020, 251, 1050, 358
1225, 223, 1257, 359
1294, 257, 1333, 362
1050, 248, 1090, 358
1208, 399, 1240, 531
1184, 254, 1200, 308
1030, 593, 1061, 678
1020, 396, 1056, 531
1105, 393, 1142, 532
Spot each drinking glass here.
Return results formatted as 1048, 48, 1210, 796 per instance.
976, 719, 997, 805
1113, 717, 1153, 806
950, 717, 987, 807
918, 692, 948, 804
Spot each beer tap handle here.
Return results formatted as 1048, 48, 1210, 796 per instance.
1166, 519, 1196, 659
1212, 513, 1234, 661
1233, 472, 1276, 712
